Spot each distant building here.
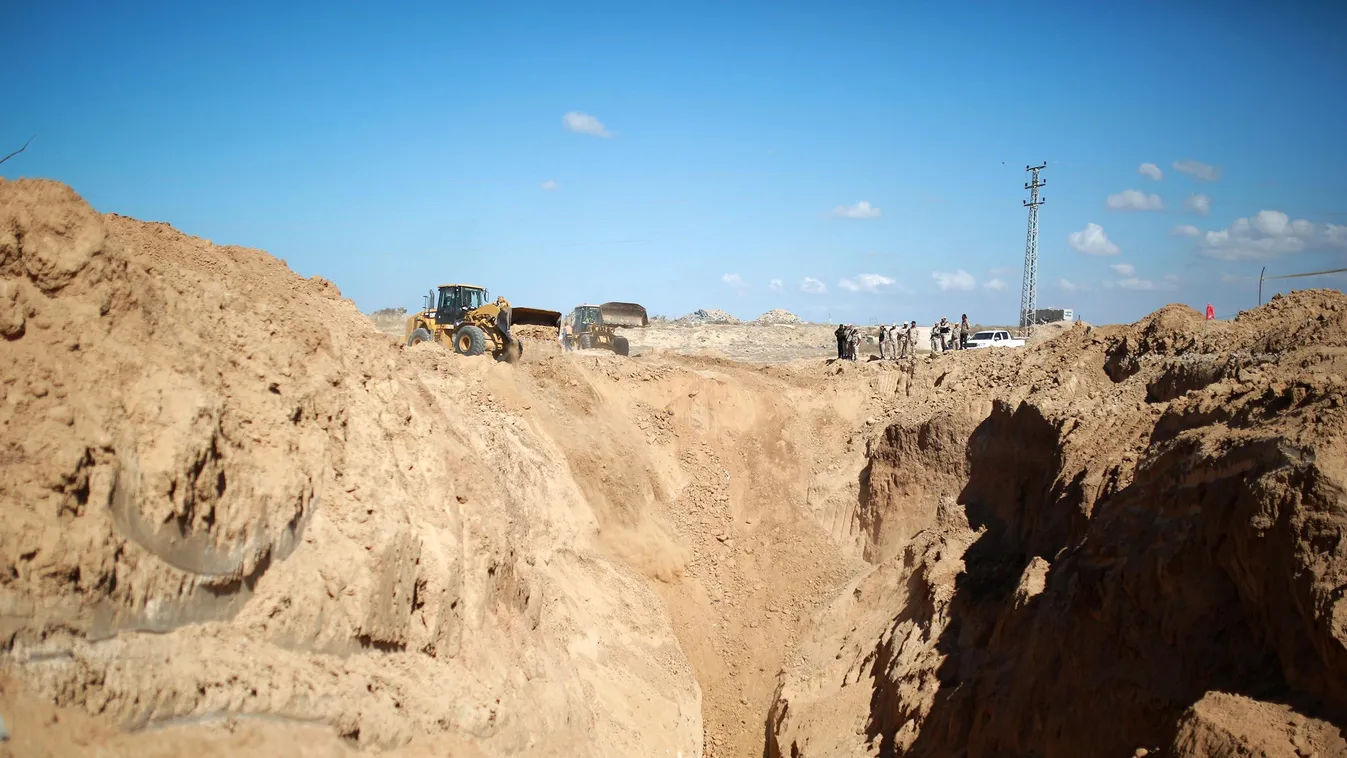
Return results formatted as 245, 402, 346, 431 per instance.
1034, 307, 1074, 324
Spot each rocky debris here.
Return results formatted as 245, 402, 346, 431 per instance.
767, 286, 1347, 758
0, 178, 701, 758
1168, 692, 1347, 757
674, 308, 741, 326
8, 178, 1347, 758
750, 309, 802, 325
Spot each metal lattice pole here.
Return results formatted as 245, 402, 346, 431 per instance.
1019, 163, 1047, 337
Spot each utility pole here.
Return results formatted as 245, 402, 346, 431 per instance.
1019, 163, 1046, 337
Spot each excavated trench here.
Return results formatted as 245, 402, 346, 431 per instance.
511, 355, 881, 758
766, 333, 1347, 758
4, 180, 1347, 758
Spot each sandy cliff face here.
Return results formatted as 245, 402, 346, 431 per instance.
768, 299, 1347, 757
0, 179, 895, 758
5, 178, 1347, 758
0, 179, 701, 757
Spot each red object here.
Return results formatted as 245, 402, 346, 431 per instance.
1205, 304, 1215, 320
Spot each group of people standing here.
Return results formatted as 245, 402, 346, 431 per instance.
876, 321, 920, 360
835, 321, 921, 361
833, 323, 862, 360
930, 314, 972, 354
834, 314, 974, 361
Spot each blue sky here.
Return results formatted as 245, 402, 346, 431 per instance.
7, 0, 1346, 325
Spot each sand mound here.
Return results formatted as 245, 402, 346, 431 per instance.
674, 308, 740, 326
750, 309, 802, 325
767, 288, 1347, 757
5, 177, 1347, 758
0, 179, 877, 757
1024, 317, 1086, 346
0, 179, 701, 756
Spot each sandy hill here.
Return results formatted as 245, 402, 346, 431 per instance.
674, 308, 741, 326
2, 178, 1346, 758
750, 309, 803, 325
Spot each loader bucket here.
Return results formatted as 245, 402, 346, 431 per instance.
599, 302, 649, 328
510, 307, 564, 328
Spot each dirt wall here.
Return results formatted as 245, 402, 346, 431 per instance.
5, 178, 1347, 758
0, 180, 704, 757
768, 296, 1347, 757
0, 179, 900, 757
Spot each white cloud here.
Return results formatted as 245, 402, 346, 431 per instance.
540, 179, 559, 191
1199, 210, 1347, 261
769, 278, 783, 293
832, 201, 882, 219
932, 269, 976, 292
721, 273, 747, 291
1173, 159, 1222, 182
1184, 193, 1211, 216
1171, 224, 1201, 237
1110, 263, 1136, 277
1107, 189, 1164, 211
800, 277, 828, 294
1139, 162, 1164, 181
1068, 223, 1121, 256
982, 278, 1007, 291
838, 273, 896, 293
1253, 210, 1295, 235
1059, 278, 1083, 292
562, 111, 613, 137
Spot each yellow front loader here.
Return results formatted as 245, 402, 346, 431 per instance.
560, 302, 648, 356
404, 284, 561, 364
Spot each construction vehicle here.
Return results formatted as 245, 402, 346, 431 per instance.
561, 302, 648, 356
404, 284, 562, 363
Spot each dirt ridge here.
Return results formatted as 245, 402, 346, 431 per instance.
767, 292, 1347, 757
3, 178, 1347, 758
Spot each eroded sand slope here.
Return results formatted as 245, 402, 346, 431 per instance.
768, 297, 1347, 757
3, 178, 1347, 758
0, 179, 896, 757
1, 180, 709, 756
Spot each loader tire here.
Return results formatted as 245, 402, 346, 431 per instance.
454, 325, 487, 356
578, 333, 595, 350
613, 336, 630, 357
407, 327, 434, 348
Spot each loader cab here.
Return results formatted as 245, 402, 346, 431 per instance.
572, 304, 603, 334
434, 284, 488, 325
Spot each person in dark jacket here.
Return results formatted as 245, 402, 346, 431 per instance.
834, 323, 847, 359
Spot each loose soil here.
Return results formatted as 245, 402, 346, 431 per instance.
3, 178, 1346, 758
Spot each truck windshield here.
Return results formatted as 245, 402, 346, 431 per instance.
971, 331, 995, 340
462, 289, 486, 310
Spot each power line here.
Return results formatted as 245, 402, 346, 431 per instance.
1019, 163, 1047, 336
1257, 265, 1347, 306
1263, 266, 1347, 281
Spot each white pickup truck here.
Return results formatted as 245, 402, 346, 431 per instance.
965, 330, 1025, 349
